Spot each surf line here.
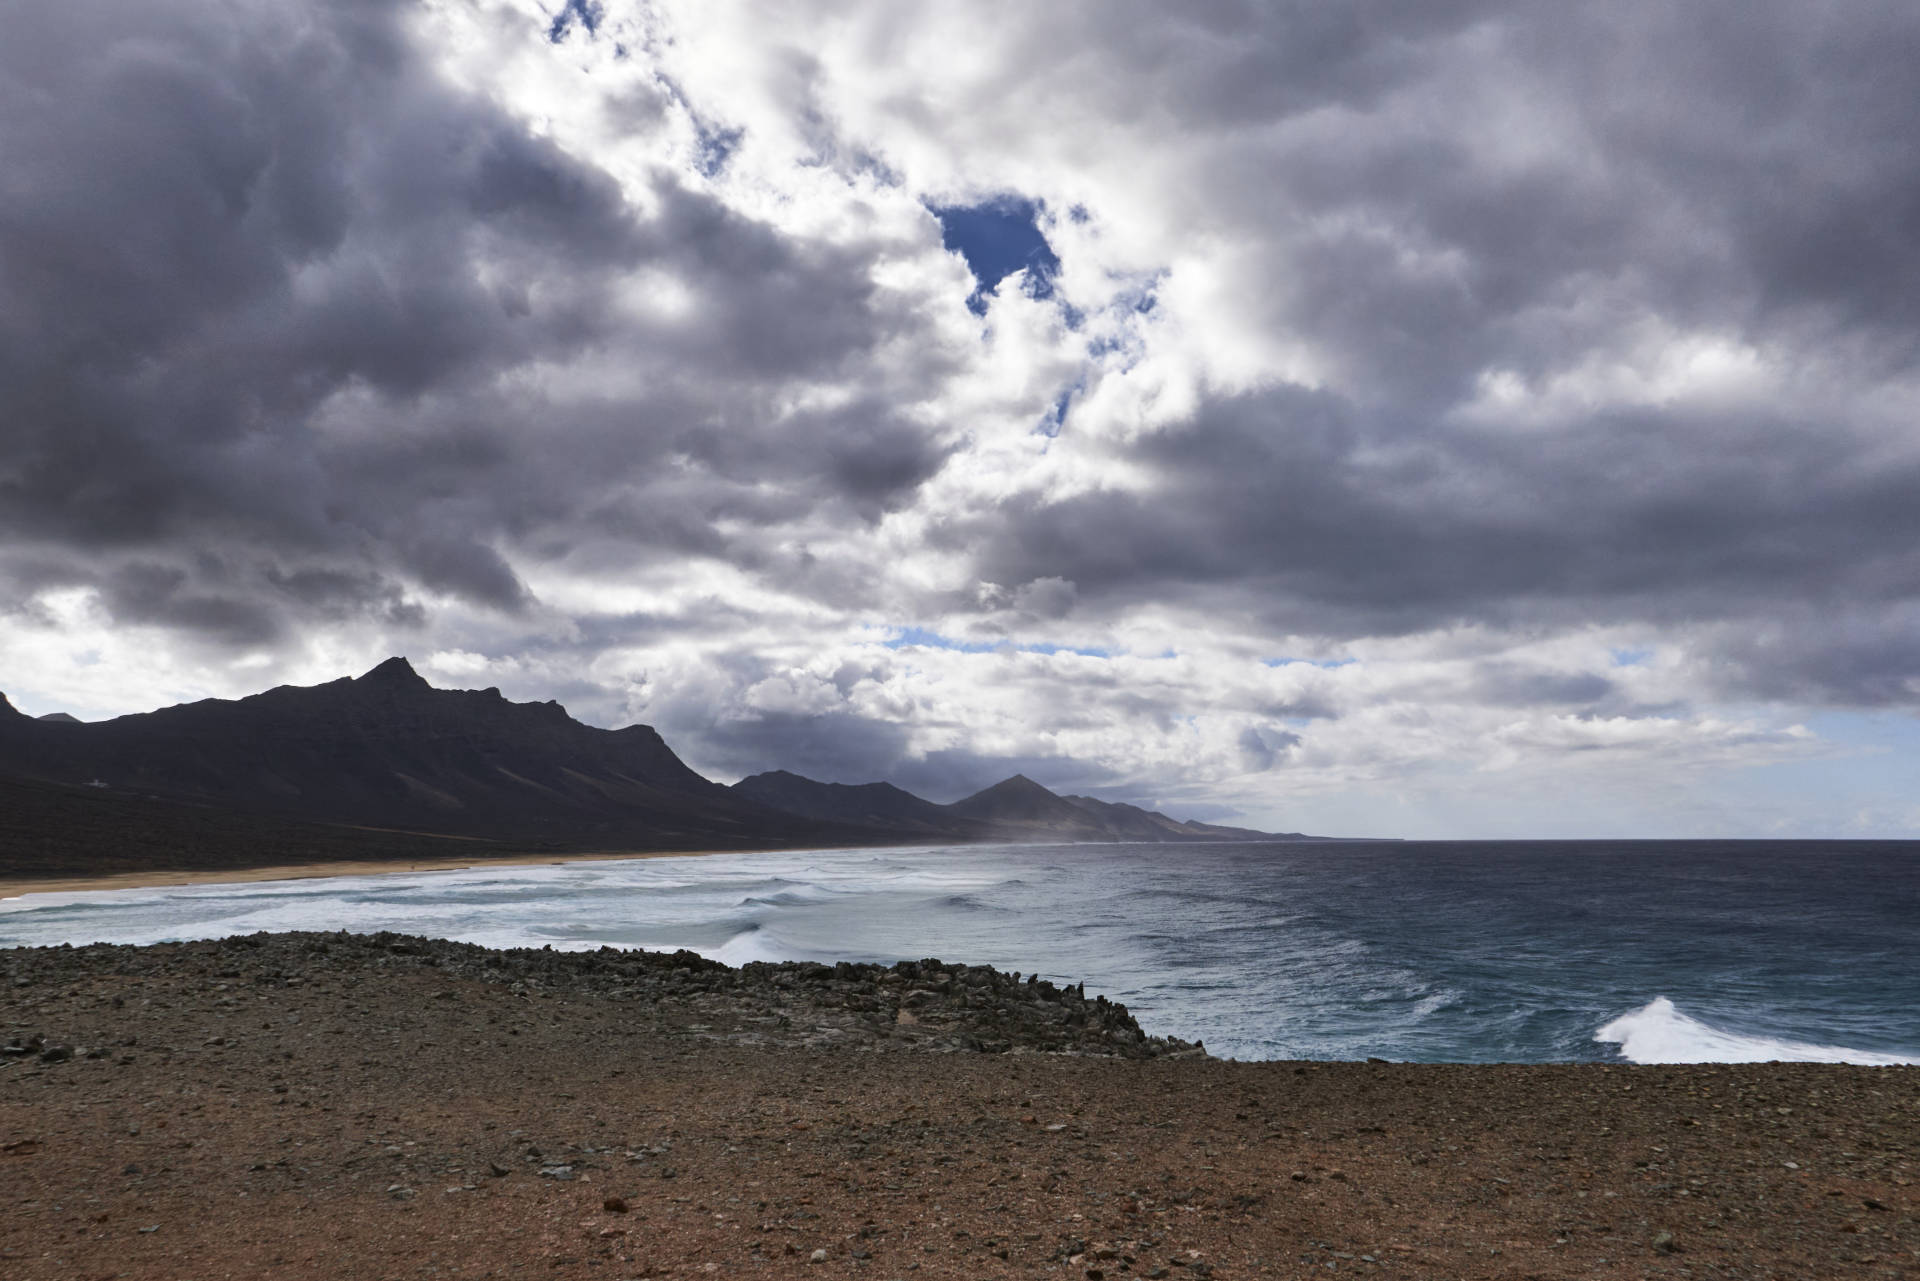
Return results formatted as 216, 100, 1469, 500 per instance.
1596, 997, 1920, 1066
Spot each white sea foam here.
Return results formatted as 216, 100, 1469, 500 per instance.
1596, 997, 1920, 1066
708, 922, 801, 967
1410, 989, 1462, 1019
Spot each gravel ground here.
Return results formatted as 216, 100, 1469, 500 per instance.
2, 933, 1916, 1279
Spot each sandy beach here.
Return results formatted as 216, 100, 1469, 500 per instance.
0, 846, 758, 902
2, 932, 1915, 1280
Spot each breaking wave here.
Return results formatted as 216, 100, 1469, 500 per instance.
1595, 997, 1920, 1066
706, 921, 796, 967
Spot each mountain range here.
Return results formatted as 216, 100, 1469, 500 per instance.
0, 657, 1298, 881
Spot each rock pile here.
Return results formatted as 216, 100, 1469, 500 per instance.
1, 930, 1206, 1060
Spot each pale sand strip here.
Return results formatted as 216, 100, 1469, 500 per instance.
0, 845, 766, 900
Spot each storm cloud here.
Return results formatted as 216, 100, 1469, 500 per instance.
5, 0, 1920, 836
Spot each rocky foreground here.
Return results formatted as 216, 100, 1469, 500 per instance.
2, 934, 1917, 1280
3, 932, 1203, 1061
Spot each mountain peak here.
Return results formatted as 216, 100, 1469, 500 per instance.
0, 692, 22, 720
946, 772, 1086, 825
356, 656, 429, 690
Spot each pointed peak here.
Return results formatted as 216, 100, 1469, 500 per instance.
0, 691, 23, 719
356, 656, 429, 689
953, 773, 1064, 807
36, 711, 81, 723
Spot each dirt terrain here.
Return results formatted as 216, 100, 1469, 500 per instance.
3, 933, 1916, 1279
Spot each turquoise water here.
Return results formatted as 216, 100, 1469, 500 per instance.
4, 840, 1917, 1064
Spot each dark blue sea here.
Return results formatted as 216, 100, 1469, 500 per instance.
4, 840, 1917, 1065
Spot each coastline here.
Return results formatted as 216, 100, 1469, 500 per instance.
2, 932, 1913, 1279
0, 845, 770, 901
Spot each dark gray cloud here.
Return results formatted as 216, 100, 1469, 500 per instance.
1237, 726, 1302, 773
1695, 608, 1920, 709
0, 0, 946, 648
972, 387, 1920, 645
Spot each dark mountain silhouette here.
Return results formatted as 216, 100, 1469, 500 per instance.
34, 711, 80, 724
731, 770, 981, 837
0, 657, 853, 857
0, 658, 1301, 882
1061, 794, 1284, 842
944, 773, 1101, 834
0, 772, 519, 882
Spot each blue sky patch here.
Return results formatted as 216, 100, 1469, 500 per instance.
885, 626, 999, 654
1037, 387, 1075, 438
547, 0, 602, 43
694, 123, 743, 178
885, 626, 1109, 659
930, 197, 1060, 315
1021, 641, 1112, 658
1265, 656, 1358, 669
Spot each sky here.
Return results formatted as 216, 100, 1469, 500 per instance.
6, 1, 1920, 838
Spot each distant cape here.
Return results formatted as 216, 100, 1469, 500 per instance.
0, 658, 1306, 881
733, 770, 1286, 845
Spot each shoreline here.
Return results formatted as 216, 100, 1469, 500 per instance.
0, 844, 778, 901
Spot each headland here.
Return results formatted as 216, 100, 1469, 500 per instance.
2, 932, 1913, 1279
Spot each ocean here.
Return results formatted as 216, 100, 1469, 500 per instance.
4, 839, 1916, 1066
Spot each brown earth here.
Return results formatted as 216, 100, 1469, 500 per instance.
2, 934, 1916, 1280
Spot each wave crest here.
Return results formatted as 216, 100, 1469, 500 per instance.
1595, 997, 1920, 1065
707, 922, 789, 966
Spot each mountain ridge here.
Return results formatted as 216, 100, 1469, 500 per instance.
730, 769, 982, 837
0, 658, 809, 851
733, 769, 1296, 846
0, 658, 1305, 881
